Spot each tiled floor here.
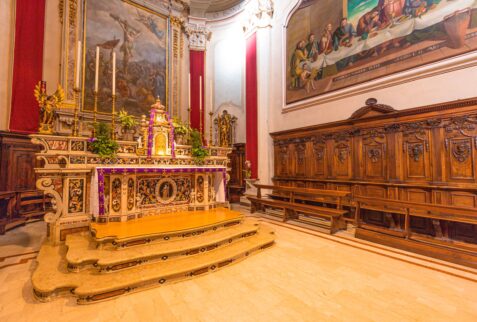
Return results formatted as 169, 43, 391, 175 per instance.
1, 214, 476, 322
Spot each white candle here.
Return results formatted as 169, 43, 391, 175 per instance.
209, 80, 213, 111
199, 76, 202, 112
94, 46, 99, 92
75, 41, 82, 89
112, 52, 116, 96
188, 73, 191, 108
199, 76, 203, 132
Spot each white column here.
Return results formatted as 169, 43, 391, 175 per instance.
256, 26, 273, 184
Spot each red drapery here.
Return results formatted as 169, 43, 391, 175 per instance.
189, 50, 205, 136
9, 0, 46, 134
246, 33, 258, 179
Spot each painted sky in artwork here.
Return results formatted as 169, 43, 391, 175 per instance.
348, 0, 378, 24
86, 1, 166, 64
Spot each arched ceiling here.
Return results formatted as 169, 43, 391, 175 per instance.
189, 0, 244, 16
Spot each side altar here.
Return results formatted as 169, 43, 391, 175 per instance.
31, 100, 232, 244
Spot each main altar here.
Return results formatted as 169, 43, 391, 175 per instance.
32, 99, 231, 244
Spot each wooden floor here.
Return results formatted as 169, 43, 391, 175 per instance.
1, 210, 477, 321
91, 208, 243, 240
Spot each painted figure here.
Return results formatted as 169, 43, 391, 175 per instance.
110, 14, 142, 75
333, 18, 356, 51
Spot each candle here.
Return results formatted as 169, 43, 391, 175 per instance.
75, 41, 82, 89
188, 73, 191, 109
112, 51, 116, 96
199, 76, 203, 133
199, 76, 202, 112
209, 80, 213, 111
94, 46, 99, 92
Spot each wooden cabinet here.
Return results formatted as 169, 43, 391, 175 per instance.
227, 143, 245, 203
0, 131, 39, 192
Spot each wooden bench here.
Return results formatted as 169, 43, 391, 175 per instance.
0, 191, 24, 234
17, 190, 47, 221
354, 196, 477, 268
247, 184, 350, 234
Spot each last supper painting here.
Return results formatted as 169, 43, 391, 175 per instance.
286, 0, 477, 104
82, 0, 168, 116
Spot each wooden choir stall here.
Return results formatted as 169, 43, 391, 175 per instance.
266, 98, 477, 268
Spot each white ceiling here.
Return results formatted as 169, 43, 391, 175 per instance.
189, 0, 244, 16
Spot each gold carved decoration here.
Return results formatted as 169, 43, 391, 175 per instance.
34, 81, 65, 134
69, 0, 77, 27
59, 0, 65, 24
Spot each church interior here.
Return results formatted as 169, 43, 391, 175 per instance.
1, 0, 477, 321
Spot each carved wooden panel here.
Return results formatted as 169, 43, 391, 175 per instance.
448, 191, 477, 208
445, 137, 475, 181
312, 140, 326, 178
294, 143, 307, 177
360, 132, 387, 180
402, 129, 432, 181
275, 144, 290, 177
331, 140, 352, 179
402, 189, 430, 203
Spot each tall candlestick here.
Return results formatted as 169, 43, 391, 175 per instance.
112, 52, 116, 96
73, 88, 80, 137
94, 46, 99, 92
199, 76, 202, 135
111, 94, 117, 140
188, 73, 191, 123
209, 111, 213, 147
75, 41, 82, 89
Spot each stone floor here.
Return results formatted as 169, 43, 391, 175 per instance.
1, 212, 476, 322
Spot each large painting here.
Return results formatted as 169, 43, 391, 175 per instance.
82, 0, 168, 116
286, 0, 477, 104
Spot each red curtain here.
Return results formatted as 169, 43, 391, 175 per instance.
9, 0, 46, 134
189, 50, 205, 136
246, 33, 258, 179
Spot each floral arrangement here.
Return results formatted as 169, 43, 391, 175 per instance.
117, 109, 137, 130
190, 128, 209, 164
89, 122, 119, 159
172, 117, 190, 136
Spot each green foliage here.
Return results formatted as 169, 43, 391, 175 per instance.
190, 128, 209, 163
172, 117, 190, 136
117, 109, 137, 130
90, 122, 119, 159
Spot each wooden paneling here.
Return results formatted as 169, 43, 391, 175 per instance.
271, 98, 477, 263
0, 131, 39, 192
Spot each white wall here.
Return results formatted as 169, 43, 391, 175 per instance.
206, 15, 246, 143
0, 0, 15, 131
268, 0, 477, 133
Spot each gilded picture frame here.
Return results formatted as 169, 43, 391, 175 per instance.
286, 0, 477, 106
81, 0, 169, 116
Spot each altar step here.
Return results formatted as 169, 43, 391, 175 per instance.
32, 219, 275, 304
91, 208, 244, 248
66, 220, 261, 272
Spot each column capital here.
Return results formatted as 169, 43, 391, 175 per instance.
185, 20, 211, 51
243, 0, 274, 35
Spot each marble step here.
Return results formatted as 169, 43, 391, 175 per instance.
66, 220, 261, 273
91, 211, 244, 249
32, 225, 275, 304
